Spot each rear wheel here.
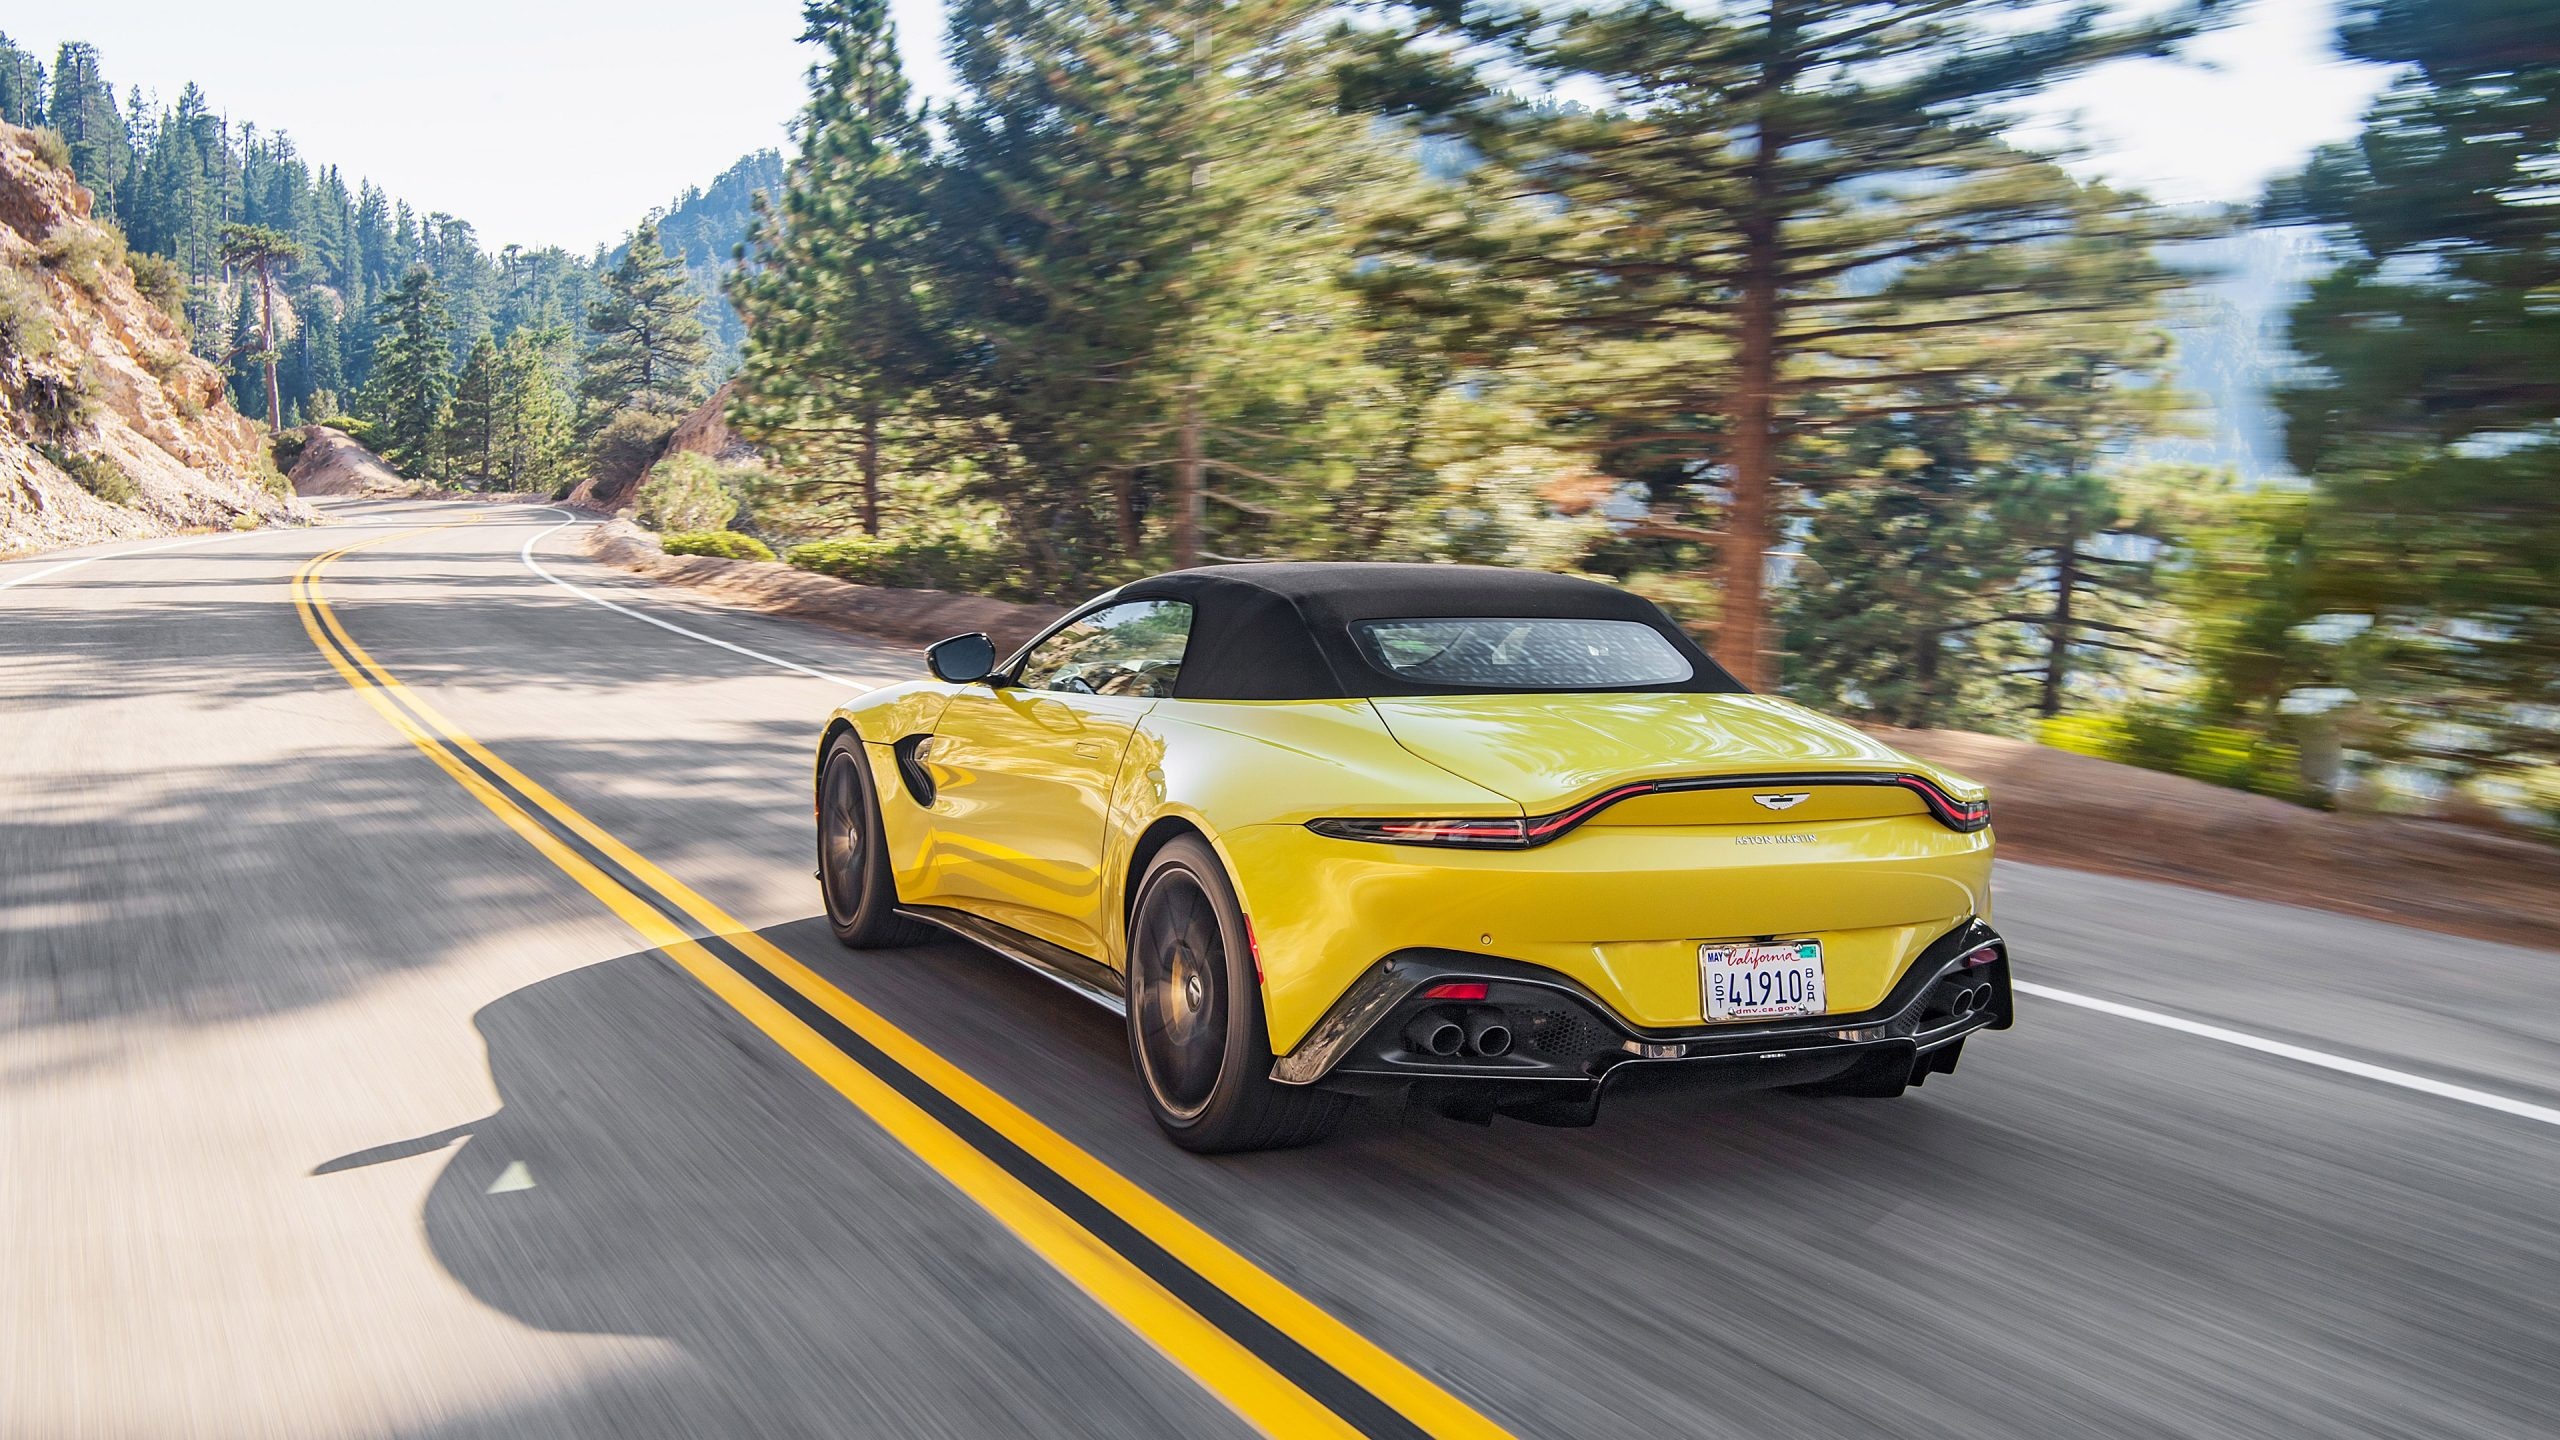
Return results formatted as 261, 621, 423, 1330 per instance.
817, 732, 934, 949
1126, 836, 1346, 1152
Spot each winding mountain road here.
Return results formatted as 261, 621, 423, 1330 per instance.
6, 500, 2555, 1438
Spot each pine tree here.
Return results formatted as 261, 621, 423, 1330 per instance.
220, 222, 302, 430
1355, 0, 2222, 687
580, 220, 708, 424
304, 298, 345, 416
45, 43, 129, 219
730, 0, 934, 536
364, 267, 452, 475
226, 285, 263, 417
2265, 0, 2560, 787
934, 0, 1397, 578
0, 34, 42, 127
444, 331, 500, 487
492, 324, 579, 494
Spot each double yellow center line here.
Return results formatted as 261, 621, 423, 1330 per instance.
291, 523, 1515, 1440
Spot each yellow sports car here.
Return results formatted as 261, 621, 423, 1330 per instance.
815, 563, 2009, 1151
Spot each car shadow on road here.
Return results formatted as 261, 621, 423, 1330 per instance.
318, 919, 2029, 1438
316, 944, 1254, 1440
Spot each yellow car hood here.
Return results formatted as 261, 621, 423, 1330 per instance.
1366, 693, 1928, 811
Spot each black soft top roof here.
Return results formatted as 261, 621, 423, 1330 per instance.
1066, 561, 1745, 701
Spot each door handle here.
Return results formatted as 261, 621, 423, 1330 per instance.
1073, 741, 1108, 759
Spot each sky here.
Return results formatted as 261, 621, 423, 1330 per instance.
27, 0, 2384, 255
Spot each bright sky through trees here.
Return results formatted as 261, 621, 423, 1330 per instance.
38, 0, 2373, 252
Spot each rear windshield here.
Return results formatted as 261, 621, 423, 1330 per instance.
1349, 617, 1695, 690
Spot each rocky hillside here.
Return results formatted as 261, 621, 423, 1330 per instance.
567, 380, 745, 512
0, 122, 304, 554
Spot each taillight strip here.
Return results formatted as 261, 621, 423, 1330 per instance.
1309, 770, 1991, 848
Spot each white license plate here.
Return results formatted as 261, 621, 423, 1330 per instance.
1701, 940, 1826, 1020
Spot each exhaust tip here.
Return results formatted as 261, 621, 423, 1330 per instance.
1406, 1012, 1465, 1056
1465, 1010, 1513, 1058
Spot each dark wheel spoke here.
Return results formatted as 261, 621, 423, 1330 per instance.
1134, 872, 1227, 1119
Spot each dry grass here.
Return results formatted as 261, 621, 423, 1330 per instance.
27, 127, 70, 171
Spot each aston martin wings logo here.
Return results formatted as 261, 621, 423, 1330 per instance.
1752, 792, 1811, 811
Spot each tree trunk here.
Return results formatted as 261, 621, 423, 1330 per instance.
1174, 380, 1204, 569
1110, 471, 1141, 557
2041, 539, 2078, 718
1715, 5, 1794, 692
256, 260, 281, 429
859, 399, 881, 537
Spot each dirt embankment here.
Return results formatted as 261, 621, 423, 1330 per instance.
1878, 726, 2560, 950
583, 519, 1064, 652
287, 426, 414, 497
0, 123, 306, 553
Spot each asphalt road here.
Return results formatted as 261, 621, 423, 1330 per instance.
6, 499, 2556, 1439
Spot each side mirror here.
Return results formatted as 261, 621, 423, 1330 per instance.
926, 632, 999, 685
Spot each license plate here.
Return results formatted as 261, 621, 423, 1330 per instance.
1701, 940, 1826, 1020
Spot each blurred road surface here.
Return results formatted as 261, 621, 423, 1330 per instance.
5, 500, 2555, 1438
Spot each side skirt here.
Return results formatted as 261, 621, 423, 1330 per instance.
896, 904, 1129, 1016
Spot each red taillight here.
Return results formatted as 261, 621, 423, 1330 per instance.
1960, 943, 2001, 968
1306, 815, 1530, 848
1420, 981, 1488, 1001
1895, 775, 1990, 832
1312, 771, 1990, 848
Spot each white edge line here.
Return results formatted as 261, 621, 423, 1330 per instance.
0, 531, 236, 592
0, 500, 479, 595
515, 509, 862, 687
2013, 980, 2560, 1129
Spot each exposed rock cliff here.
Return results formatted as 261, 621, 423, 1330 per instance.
0, 122, 305, 554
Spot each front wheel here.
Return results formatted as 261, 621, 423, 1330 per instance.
1126, 836, 1347, 1152
817, 732, 934, 949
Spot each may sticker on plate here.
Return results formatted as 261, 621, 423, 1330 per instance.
1701, 940, 1826, 1021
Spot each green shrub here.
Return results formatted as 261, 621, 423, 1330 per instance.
0, 268, 55, 360
252, 452, 292, 500
38, 223, 128, 296
634, 450, 742, 533
587, 408, 682, 508
20, 357, 96, 436
271, 429, 311, 472
662, 529, 777, 562
787, 532, 1008, 594
2039, 705, 2305, 803
316, 414, 379, 446
37, 444, 139, 506
139, 344, 188, 383
127, 251, 189, 321
27, 127, 70, 172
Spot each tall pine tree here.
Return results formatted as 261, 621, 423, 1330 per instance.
444, 332, 501, 487
1354, 0, 2222, 687
731, 0, 935, 536
580, 220, 708, 425
365, 267, 452, 475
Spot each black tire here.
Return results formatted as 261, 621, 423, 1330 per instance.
817, 732, 935, 949
1125, 836, 1348, 1152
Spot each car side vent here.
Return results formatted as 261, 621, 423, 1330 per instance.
892, 734, 937, 807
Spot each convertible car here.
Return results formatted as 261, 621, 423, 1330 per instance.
814, 563, 2010, 1151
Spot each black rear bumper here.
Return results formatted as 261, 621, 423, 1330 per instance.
1270, 918, 2011, 1124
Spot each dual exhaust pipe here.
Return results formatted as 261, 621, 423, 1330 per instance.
1939, 982, 1993, 1018
1406, 1006, 1512, 1059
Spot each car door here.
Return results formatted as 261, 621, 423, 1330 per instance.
920, 599, 1194, 957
